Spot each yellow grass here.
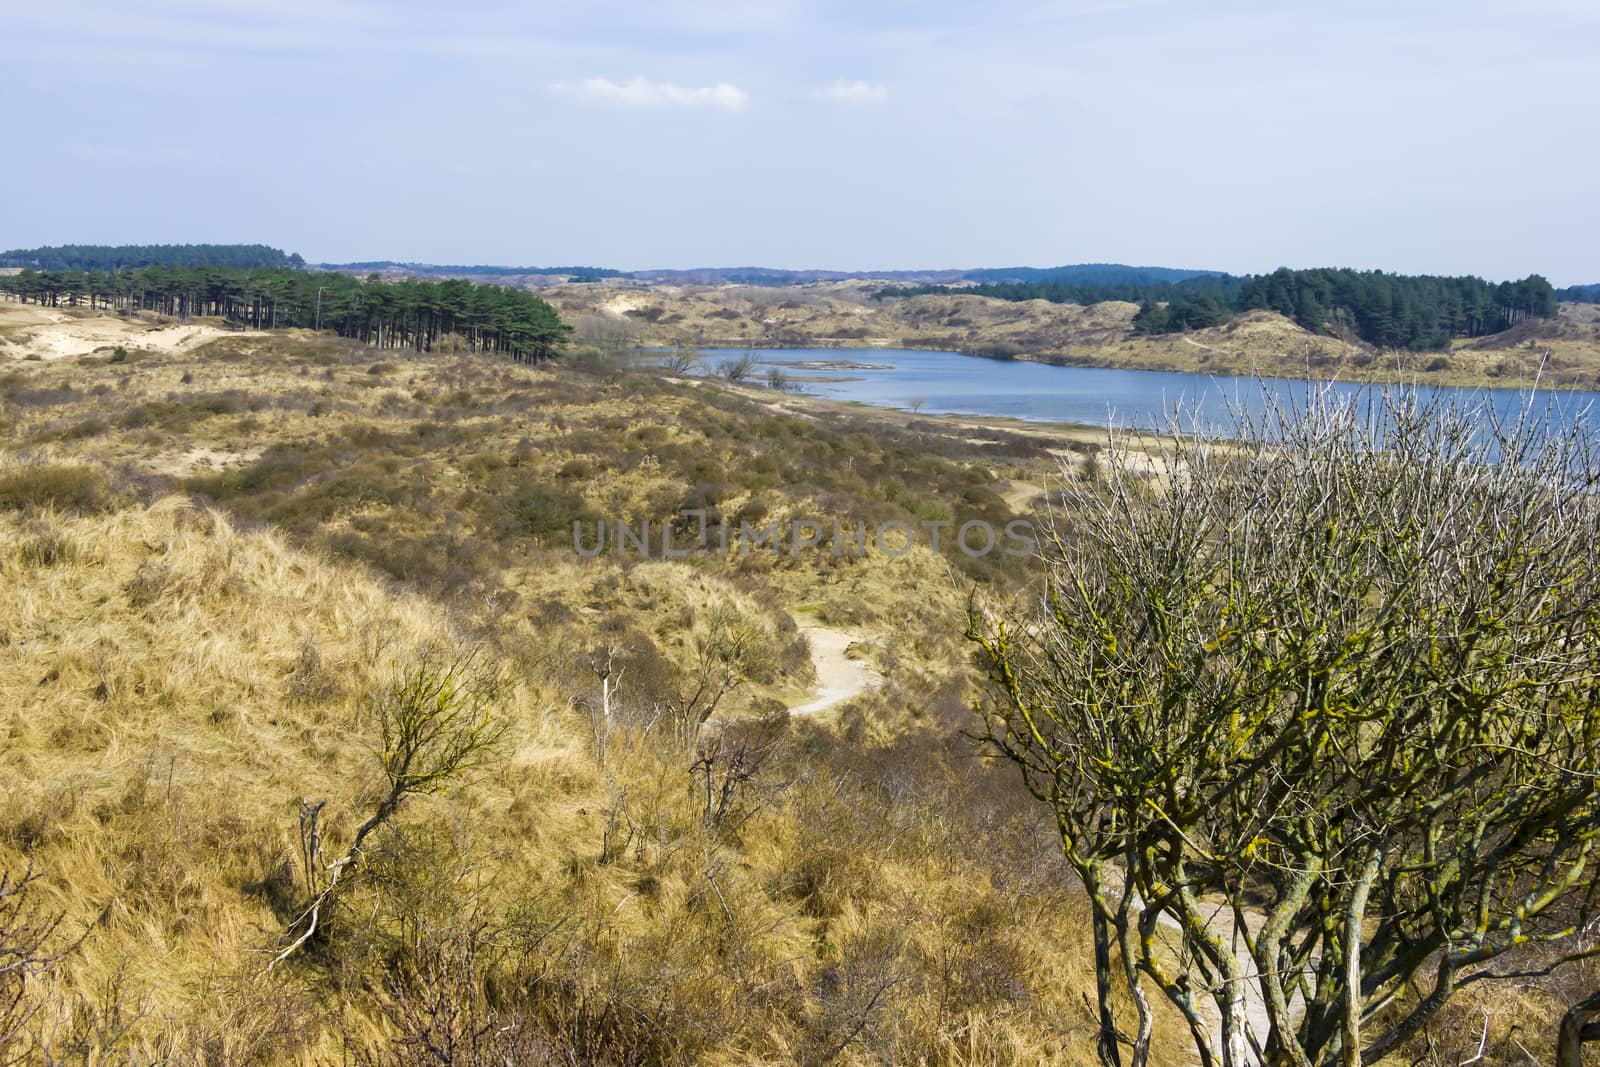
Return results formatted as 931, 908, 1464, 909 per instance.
0, 327, 1199, 1063
5, 317, 1573, 1063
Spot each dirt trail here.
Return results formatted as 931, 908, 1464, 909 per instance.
1099, 870, 1276, 1063
1000, 477, 1044, 511
1136, 889, 1276, 1063
1183, 897, 1276, 1062
789, 624, 883, 716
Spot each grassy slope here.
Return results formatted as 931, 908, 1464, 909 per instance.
1, 323, 1575, 1064
547, 281, 1600, 390
0, 331, 1193, 1064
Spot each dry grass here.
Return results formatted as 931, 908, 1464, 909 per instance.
0, 328, 1198, 1063
0, 490, 1176, 1064
11, 321, 1587, 1062
0, 494, 571, 1059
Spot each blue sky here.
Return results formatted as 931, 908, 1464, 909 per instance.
5, 0, 1597, 282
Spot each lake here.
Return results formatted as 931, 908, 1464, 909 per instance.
683, 347, 1600, 434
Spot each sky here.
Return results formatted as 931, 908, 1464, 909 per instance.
4, 0, 1598, 283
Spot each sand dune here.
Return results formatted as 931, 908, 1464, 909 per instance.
0, 303, 259, 360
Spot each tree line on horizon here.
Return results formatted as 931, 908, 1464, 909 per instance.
4, 243, 1588, 349
0, 243, 304, 272
881, 268, 1564, 351
1145, 268, 1560, 351
0, 266, 570, 362
332, 261, 625, 282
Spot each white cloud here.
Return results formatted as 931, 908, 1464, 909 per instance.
814, 80, 890, 104
551, 77, 750, 111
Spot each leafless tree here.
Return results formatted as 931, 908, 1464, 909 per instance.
578, 646, 624, 769
662, 606, 763, 748
574, 313, 640, 356
270, 649, 506, 971
972, 388, 1600, 1067
1561, 989, 1600, 1066
661, 345, 701, 376
690, 714, 785, 834
716, 352, 759, 382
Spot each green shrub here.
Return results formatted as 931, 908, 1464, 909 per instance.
0, 464, 108, 513
40, 416, 111, 442
491, 483, 594, 540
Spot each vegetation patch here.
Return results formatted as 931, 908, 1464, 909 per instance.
0, 463, 109, 513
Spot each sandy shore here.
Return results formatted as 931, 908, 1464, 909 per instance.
697, 374, 1117, 445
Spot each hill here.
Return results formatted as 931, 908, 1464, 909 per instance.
961, 263, 1223, 286
318, 261, 1227, 288
626, 266, 969, 285
0, 321, 1147, 1064
2, 310, 1592, 1061
322, 261, 625, 282
544, 280, 1600, 389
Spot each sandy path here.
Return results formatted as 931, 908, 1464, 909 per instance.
789, 624, 883, 716
1178, 896, 1276, 1062
149, 445, 265, 477
1000, 477, 1044, 511
1117, 880, 1276, 1063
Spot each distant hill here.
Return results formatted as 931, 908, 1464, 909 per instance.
317, 261, 1226, 288
625, 263, 1225, 287
962, 264, 1224, 286
1560, 283, 1600, 304
325, 261, 624, 282
0, 243, 304, 271
877, 267, 1563, 353
325, 265, 973, 286
624, 266, 972, 285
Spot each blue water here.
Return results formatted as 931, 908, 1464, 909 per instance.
687, 347, 1600, 434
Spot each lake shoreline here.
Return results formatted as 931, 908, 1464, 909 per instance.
647, 335, 1600, 393
671, 347, 1600, 436
691, 377, 1117, 448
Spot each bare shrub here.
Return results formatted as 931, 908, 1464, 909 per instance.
0, 863, 71, 1062
973, 389, 1600, 1065
270, 649, 506, 970
715, 352, 759, 382
660, 345, 701, 376
690, 714, 785, 834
